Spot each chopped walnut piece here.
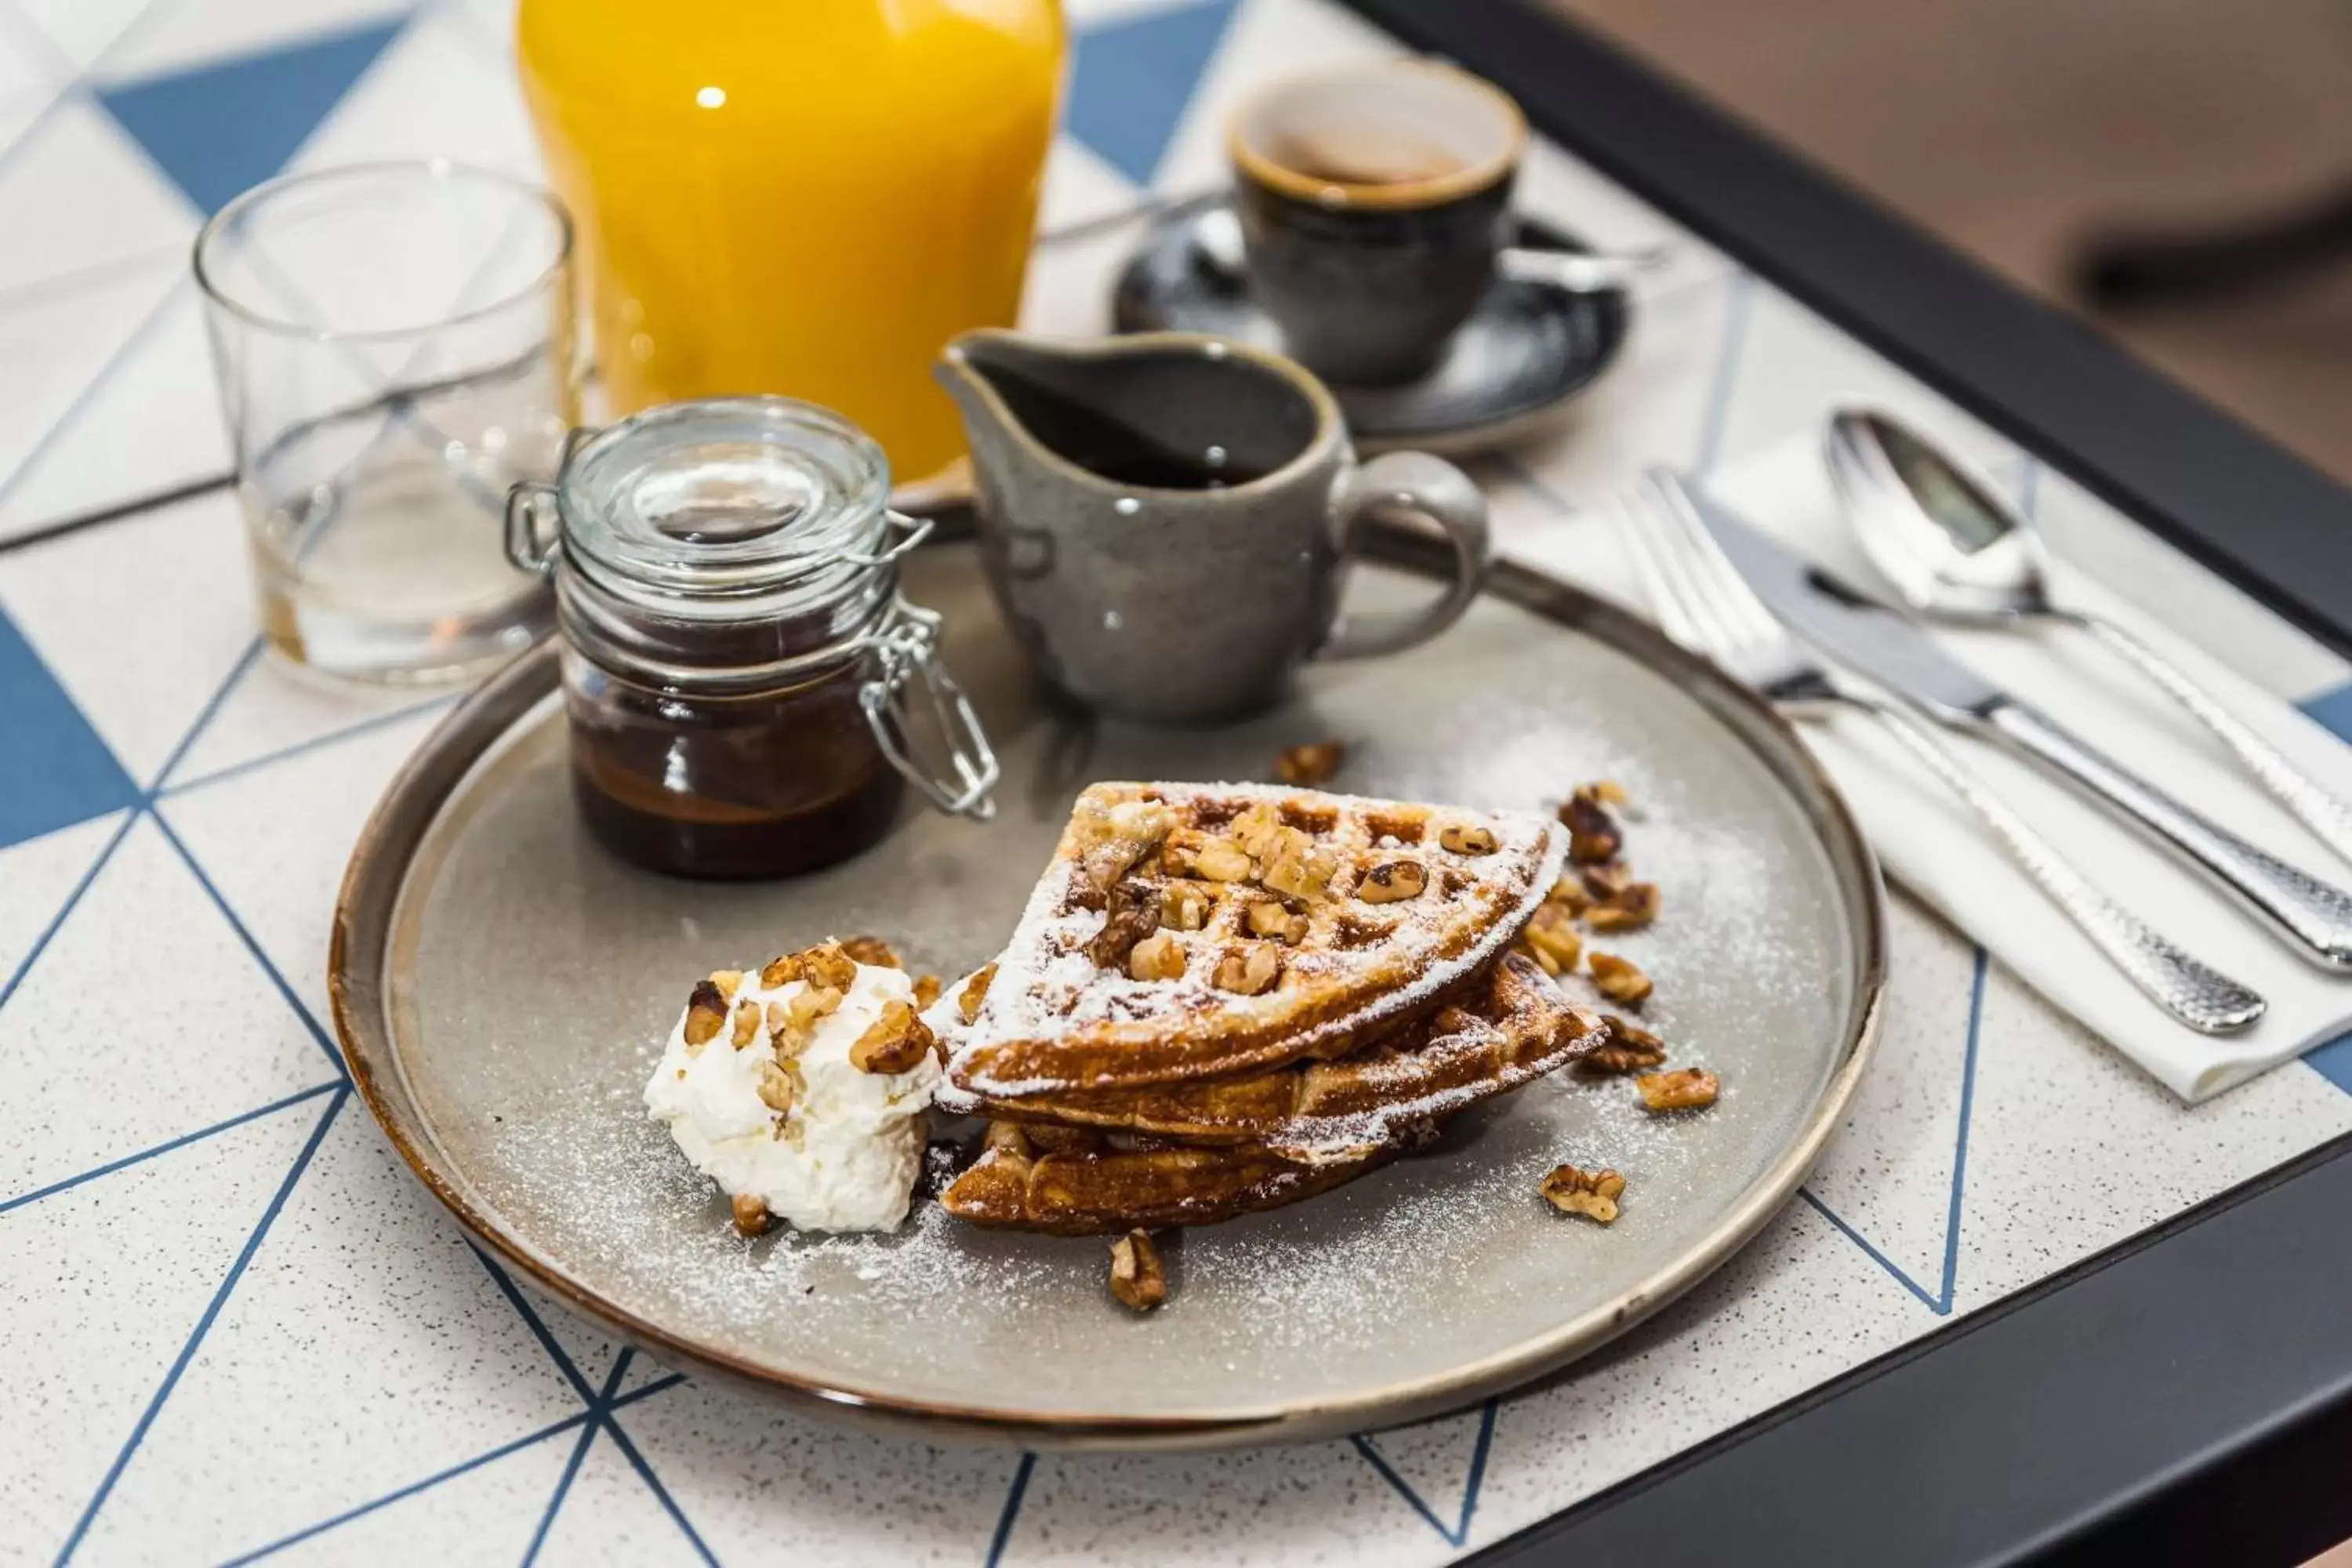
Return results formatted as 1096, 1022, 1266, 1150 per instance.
1127, 931, 1188, 982
1276, 739, 1345, 786
710, 969, 745, 1000
759, 953, 804, 989
793, 985, 844, 1025
1540, 1163, 1626, 1224
913, 974, 942, 1011
1245, 900, 1310, 944
1158, 827, 1203, 874
775, 984, 844, 1053
1559, 787, 1622, 864
683, 981, 728, 1047
1212, 945, 1283, 996
1587, 882, 1661, 932
1589, 950, 1652, 1007
1439, 822, 1497, 855
1089, 880, 1163, 969
957, 964, 997, 1025
1522, 903, 1583, 975
1260, 837, 1339, 904
729, 1000, 761, 1049
1076, 798, 1177, 893
800, 941, 858, 991
1358, 859, 1428, 903
1545, 877, 1592, 919
1163, 881, 1215, 931
756, 1060, 796, 1114
731, 1193, 771, 1237
1636, 1067, 1719, 1113
1580, 861, 1635, 901
1251, 822, 1327, 907
1191, 837, 1255, 883
849, 1000, 935, 1075
1109, 1229, 1168, 1312
1230, 803, 1283, 860
1583, 1015, 1668, 1074
842, 935, 902, 970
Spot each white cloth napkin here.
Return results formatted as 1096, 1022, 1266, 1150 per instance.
1507, 437, 2352, 1101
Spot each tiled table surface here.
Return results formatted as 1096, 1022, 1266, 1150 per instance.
7, 1, 2352, 1563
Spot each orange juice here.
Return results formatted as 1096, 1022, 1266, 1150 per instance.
517, 0, 1064, 484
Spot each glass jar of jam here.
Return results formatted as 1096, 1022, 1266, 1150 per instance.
504, 396, 996, 879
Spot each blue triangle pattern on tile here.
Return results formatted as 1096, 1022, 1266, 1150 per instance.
5, 631, 685, 1558
1350, 1399, 1497, 1547
0, 606, 137, 849
2296, 683, 2352, 1093
1802, 945, 1989, 1315
1065, 0, 1240, 186
2302, 682, 2352, 745
96, 17, 407, 215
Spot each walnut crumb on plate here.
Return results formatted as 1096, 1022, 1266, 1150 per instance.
1276, 739, 1345, 786
1541, 1164, 1625, 1224
1589, 950, 1653, 1007
1635, 1067, 1719, 1113
1109, 1229, 1167, 1311
1581, 1015, 1667, 1074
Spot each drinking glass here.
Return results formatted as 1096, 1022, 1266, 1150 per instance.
194, 160, 577, 683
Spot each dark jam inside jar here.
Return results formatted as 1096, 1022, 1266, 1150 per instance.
563, 645, 905, 880
522, 397, 987, 882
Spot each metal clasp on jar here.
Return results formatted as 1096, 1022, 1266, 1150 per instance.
863, 598, 998, 819
502, 426, 600, 579
506, 446, 996, 821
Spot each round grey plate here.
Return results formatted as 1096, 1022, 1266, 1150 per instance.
332, 530, 1884, 1450
1112, 198, 1632, 455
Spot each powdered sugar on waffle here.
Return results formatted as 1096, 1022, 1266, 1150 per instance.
938, 782, 1564, 1097
1268, 970, 1607, 1163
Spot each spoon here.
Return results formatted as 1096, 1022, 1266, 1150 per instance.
1189, 205, 1667, 296
1828, 404, 2352, 870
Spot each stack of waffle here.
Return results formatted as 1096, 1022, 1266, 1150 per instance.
927, 781, 1604, 1235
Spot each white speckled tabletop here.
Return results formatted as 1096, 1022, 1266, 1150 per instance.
6, 0, 2352, 1562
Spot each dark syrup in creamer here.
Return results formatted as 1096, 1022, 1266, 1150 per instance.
983, 367, 1275, 492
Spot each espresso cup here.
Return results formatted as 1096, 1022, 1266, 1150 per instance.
1229, 60, 1526, 387
937, 328, 1492, 724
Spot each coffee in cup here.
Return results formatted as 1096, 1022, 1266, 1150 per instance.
1229, 60, 1526, 387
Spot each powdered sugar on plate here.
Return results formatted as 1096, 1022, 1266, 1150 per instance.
387, 566, 1864, 1422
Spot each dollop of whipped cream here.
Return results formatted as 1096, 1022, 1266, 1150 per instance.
644, 959, 940, 1233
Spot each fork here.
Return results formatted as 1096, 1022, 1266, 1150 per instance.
1623, 470, 2266, 1036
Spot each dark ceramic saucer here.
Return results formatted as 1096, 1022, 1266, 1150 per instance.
1112, 196, 1630, 454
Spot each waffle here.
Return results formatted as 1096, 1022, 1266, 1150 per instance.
949, 953, 1604, 1165
940, 1123, 1392, 1235
939, 954, 1600, 1232
939, 782, 1563, 1097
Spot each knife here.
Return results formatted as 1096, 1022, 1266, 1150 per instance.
1680, 480, 2352, 971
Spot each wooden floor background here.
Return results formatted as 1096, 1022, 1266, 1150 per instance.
1552, 0, 2352, 487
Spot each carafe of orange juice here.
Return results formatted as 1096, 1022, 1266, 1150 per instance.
517, 0, 1064, 488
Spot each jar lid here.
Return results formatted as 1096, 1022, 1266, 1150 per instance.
556, 397, 892, 616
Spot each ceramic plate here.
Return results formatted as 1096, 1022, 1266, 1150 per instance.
1111, 198, 1631, 455
332, 528, 1883, 1450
